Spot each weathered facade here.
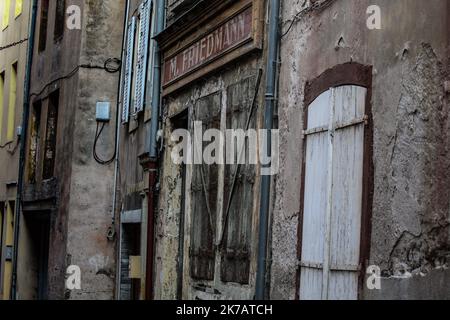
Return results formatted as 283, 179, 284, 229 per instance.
153, 0, 268, 300
0, 0, 448, 301
116, 0, 160, 300
0, 0, 31, 301
14, 0, 125, 300
271, 0, 449, 300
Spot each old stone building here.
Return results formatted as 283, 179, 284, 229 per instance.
153, 0, 268, 300
0, 0, 31, 301
12, 0, 125, 299
0, 0, 447, 301
116, 0, 163, 300
271, 0, 449, 300
143, 0, 449, 301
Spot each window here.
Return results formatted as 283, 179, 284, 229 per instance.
185, 75, 260, 286
2, 0, 11, 29
169, 0, 198, 15
28, 101, 42, 183
15, 0, 23, 18
54, 0, 65, 41
42, 91, 59, 180
7, 63, 17, 142
122, 17, 136, 123
38, 0, 49, 52
298, 64, 373, 300
190, 92, 221, 281
134, 1, 152, 114
0, 72, 4, 143
122, 1, 153, 123
221, 77, 256, 284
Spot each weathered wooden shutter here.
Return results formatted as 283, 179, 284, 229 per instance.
220, 77, 256, 284
146, 6, 157, 115
134, 1, 152, 114
299, 85, 367, 300
122, 17, 136, 124
190, 92, 221, 281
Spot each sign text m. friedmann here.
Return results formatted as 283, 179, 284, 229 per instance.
163, 7, 253, 86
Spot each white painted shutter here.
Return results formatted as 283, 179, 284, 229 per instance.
122, 17, 137, 123
134, 1, 152, 114
146, 5, 157, 113
299, 85, 367, 300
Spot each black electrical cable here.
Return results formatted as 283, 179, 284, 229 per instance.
93, 122, 115, 165
0, 139, 20, 155
30, 58, 121, 98
0, 38, 28, 51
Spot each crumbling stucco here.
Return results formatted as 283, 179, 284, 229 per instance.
155, 58, 265, 300
272, 0, 449, 300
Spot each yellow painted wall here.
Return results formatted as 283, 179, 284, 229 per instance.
7, 64, 17, 142
2, 0, 11, 30
2, 202, 14, 300
15, 0, 23, 17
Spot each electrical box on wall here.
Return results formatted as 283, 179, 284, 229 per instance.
96, 102, 111, 122
16, 126, 22, 137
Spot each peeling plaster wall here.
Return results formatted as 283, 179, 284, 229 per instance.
24, 0, 85, 300
117, 0, 149, 301
155, 55, 265, 300
65, 0, 125, 300
272, 0, 449, 300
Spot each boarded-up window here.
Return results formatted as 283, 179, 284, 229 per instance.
189, 92, 221, 281
43, 91, 59, 180
299, 85, 368, 300
220, 77, 256, 284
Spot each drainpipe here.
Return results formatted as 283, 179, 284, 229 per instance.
255, 0, 280, 300
145, 0, 165, 300
113, 0, 131, 300
11, 0, 38, 300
